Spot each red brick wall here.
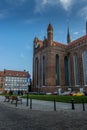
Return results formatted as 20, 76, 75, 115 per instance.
33, 33, 87, 93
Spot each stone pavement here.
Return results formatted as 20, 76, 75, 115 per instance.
0, 96, 87, 112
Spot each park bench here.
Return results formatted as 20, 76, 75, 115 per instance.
4, 95, 11, 102
11, 96, 22, 104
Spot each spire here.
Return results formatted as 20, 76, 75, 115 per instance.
47, 23, 53, 31
67, 26, 71, 44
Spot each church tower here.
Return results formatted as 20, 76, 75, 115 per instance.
67, 26, 71, 44
47, 23, 53, 45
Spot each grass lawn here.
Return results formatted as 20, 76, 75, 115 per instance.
22, 94, 87, 103
1, 93, 87, 103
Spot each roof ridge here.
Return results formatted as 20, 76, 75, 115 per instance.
68, 35, 87, 45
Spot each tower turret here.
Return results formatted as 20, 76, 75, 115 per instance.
34, 37, 38, 43
47, 23, 53, 45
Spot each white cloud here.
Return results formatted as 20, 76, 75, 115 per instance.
34, 0, 47, 13
35, 0, 60, 13
35, 0, 74, 13
73, 32, 79, 35
59, 0, 74, 11
79, 6, 87, 19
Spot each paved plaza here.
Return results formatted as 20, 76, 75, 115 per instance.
0, 96, 87, 112
0, 96, 87, 130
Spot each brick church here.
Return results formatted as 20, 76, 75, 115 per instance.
33, 22, 87, 94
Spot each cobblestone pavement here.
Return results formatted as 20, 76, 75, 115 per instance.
0, 96, 87, 130
0, 103, 87, 130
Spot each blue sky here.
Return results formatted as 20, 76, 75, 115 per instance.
0, 0, 87, 77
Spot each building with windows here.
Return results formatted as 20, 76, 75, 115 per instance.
33, 23, 87, 94
0, 71, 4, 92
0, 69, 30, 93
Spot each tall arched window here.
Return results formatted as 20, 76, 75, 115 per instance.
64, 56, 69, 85
83, 51, 87, 85
73, 54, 79, 85
42, 56, 45, 86
56, 54, 60, 85
35, 58, 39, 87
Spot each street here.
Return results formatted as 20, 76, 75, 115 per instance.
0, 103, 87, 130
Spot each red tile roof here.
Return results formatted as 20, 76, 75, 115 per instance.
53, 41, 67, 48
38, 40, 67, 48
0, 71, 4, 77
68, 35, 87, 46
4, 70, 30, 77
38, 35, 87, 48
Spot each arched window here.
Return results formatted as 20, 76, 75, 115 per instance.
35, 58, 39, 87
42, 56, 45, 86
56, 54, 60, 85
64, 56, 69, 85
73, 54, 79, 85
83, 51, 87, 85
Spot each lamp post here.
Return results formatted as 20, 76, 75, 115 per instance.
26, 84, 29, 106
26, 92, 28, 106
26, 78, 32, 106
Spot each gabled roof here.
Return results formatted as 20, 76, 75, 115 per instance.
53, 35, 87, 47
68, 35, 87, 46
53, 41, 67, 48
37, 39, 67, 48
37, 35, 87, 49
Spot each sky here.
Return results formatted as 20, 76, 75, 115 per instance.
0, 0, 87, 78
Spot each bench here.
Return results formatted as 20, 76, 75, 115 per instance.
11, 96, 22, 104
4, 95, 11, 102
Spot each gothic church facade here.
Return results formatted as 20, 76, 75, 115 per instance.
33, 23, 87, 94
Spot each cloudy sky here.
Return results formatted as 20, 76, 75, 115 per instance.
0, 0, 87, 77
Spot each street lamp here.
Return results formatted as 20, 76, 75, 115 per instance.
26, 78, 32, 106
26, 84, 29, 106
